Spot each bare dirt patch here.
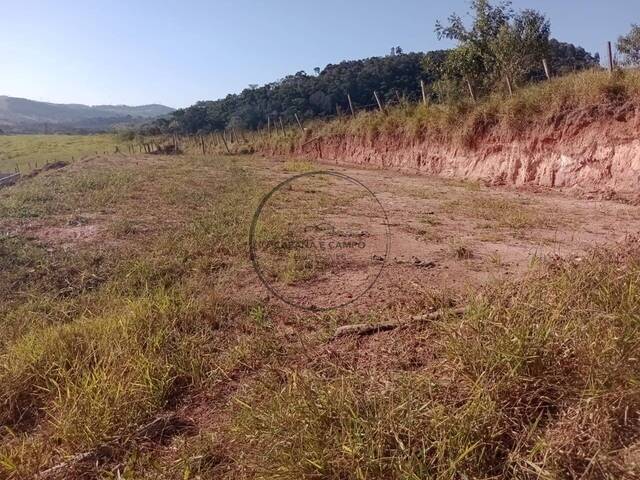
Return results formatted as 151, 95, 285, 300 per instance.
247, 155, 640, 313
31, 223, 101, 246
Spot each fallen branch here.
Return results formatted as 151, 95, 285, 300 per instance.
333, 321, 398, 337
301, 136, 322, 147
333, 307, 465, 339
36, 448, 112, 479
410, 306, 465, 322
36, 414, 194, 479
0, 173, 20, 186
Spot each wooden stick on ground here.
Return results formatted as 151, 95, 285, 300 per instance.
333, 307, 465, 338
36, 414, 194, 479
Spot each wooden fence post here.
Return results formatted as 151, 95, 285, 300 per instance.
347, 93, 355, 116
542, 59, 551, 80
267, 115, 271, 136
200, 135, 206, 155
294, 113, 304, 132
608, 41, 614, 73
373, 91, 384, 113
505, 76, 513, 96
279, 117, 285, 135
465, 78, 476, 103
420, 80, 427, 105
220, 133, 231, 154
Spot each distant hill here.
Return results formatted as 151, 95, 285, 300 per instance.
0, 96, 174, 133
89, 104, 176, 119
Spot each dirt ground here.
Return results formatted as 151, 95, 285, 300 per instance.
246, 156, 640, 312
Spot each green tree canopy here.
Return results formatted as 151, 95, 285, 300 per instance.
617, 24, 640, 66
434, 0, 550, 96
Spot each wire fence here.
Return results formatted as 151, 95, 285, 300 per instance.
122, 41, 625, 157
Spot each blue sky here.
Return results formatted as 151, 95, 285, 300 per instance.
0, 0, 637, 108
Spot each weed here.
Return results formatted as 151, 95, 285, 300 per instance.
282, 160, 315, 173
442, 195, 554, 230
453, 243, 474, 259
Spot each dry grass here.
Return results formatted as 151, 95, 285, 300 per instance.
231, 241, 640, 479
441, 195, 555, 230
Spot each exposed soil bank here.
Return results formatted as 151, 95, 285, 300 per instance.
265, 102, 640, 201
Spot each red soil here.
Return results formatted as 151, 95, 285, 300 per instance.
269, 101, 640, 201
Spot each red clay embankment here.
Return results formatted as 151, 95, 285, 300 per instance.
264, 101, 640, 201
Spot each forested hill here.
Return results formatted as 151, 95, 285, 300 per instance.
153, 39, 598, 135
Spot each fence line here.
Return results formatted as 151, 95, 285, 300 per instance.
138, 46, 621, 155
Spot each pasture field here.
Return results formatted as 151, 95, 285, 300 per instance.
0, 134, 123, 174
0, 137, 639, 479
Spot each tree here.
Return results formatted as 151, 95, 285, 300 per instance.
541, 39, 599, 78
435, 0, 550, 96
617, 24, 640, 66
490, 9, 550, 87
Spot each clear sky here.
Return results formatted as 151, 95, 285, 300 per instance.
1, 0, 637, 108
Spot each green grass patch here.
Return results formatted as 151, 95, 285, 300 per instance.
442, 195, 554, 230
0, 155, 290, 478
282, 160, 315, 173
0, 134, 124, 174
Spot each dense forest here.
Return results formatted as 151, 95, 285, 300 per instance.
150, 6, 599, 136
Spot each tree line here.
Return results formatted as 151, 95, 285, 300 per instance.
149, 0, 602, 135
